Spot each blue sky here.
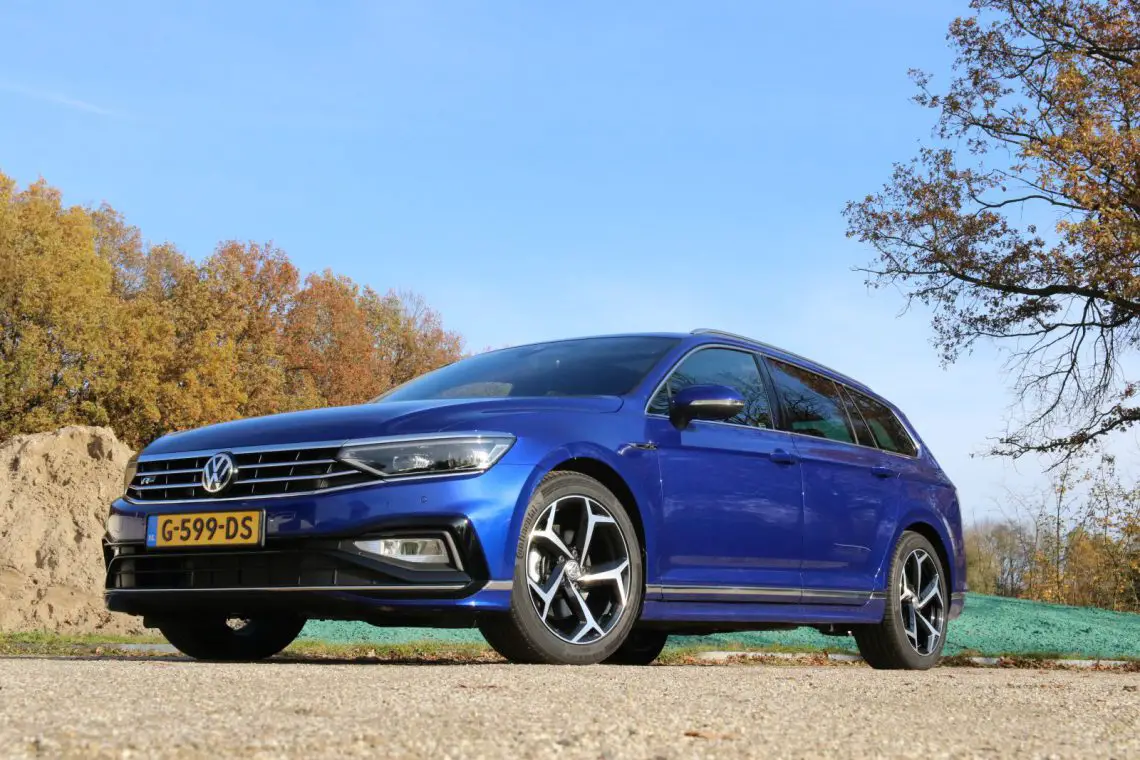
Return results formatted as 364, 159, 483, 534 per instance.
1, 1, 1069, 520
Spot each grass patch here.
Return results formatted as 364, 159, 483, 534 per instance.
665, 639, 856, 656
942, 647, 1139, 663
3, 629, 1136, 669
281, 640, 500, 664
0, 631, 165, 657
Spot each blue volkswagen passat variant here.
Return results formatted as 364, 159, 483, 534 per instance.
104, 330, 965, 669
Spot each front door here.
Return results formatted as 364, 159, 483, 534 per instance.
647, 347, 803, 601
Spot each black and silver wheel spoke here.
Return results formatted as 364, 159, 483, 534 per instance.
531, 502, 576, 560
526, 495, 631, 645
898, 549, 945, 656
565, 583, 605, 643
577, 559, 630, 608
527, 563, 567, 622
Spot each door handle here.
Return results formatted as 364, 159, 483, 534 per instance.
870, 465, 896, 479
769, 448, 799, 465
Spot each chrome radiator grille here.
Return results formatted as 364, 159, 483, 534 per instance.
126, 445, 379, 503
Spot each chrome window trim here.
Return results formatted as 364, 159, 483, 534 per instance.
690, 328, 865, 392
644, 342, 922, 459
773, 428, 921, 461
124, 431, 513, 505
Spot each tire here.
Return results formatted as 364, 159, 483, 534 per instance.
478, 471, 643, 665
604, 629, 668, 665
156, 615, 306, 662
854, 531, 949, 670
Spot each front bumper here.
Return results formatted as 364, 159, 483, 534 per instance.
104, 464, 535, 623
103, 524, 513, 626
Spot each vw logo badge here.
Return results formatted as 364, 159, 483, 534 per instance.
201, 453, 236, 494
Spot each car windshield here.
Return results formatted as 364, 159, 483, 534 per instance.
375, 336, 679, 402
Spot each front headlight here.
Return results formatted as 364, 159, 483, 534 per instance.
337, 435, 515, 479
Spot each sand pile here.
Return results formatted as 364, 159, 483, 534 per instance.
0, 426, 143, 634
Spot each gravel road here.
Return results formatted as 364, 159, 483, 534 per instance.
1, 658, 1137, 758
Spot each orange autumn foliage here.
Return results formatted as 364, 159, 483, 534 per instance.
846, 0, 1140, 463
0, 170, 464, 448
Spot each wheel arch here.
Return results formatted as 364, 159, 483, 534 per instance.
898, 519, 954, 594
549, 457, 647, 555
502, 443, 659, 586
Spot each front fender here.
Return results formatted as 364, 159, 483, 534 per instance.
496, 441, 662, 585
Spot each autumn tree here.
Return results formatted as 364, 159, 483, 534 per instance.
362, 289, 465, 389
285, 271, 378, 406
199, 241, 310, 419
90, 206, 191, 444
284, 275, 465, 406
0, 170, 465, 448
0, 175, 117, 436
966, 457, 1140, 610
845, 0, 1140, 462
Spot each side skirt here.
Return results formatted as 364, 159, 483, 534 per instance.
639, 598, 886, 627
646, 584, 885, 606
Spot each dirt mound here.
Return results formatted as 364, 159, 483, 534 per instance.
0, 426, 143, 634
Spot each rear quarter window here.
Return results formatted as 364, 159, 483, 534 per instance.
845, 389, 918, 456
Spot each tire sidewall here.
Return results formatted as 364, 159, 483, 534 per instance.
509, 472, 643, 665
886, 532, 949, 669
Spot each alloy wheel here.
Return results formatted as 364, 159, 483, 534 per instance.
525, 495, 632, 644
899, 549, 945, 656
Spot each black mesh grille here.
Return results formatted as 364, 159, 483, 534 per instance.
107, 548, 400, 590
126, 446, 379, 502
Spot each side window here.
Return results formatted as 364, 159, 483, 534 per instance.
765, 359, 855, 443
838, 385, 876, 448
647, 348, 773, 428
846, 390, 918, 456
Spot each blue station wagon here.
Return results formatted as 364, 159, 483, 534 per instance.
104, 330, 965, 668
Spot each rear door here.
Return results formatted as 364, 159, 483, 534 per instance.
647, 347, 804, 600
762, 358, 901, 603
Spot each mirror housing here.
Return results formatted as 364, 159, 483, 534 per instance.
668, 384, 745, 429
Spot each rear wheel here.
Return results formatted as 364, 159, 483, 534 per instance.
854, 531, 948, 670
478, 471, 643, 664
604, 629, 668, 665
156, 615, 306, 662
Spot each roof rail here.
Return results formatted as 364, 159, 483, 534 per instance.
690, 328, 863, 389
691, 328, 760, 345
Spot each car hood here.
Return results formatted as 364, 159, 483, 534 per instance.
141, 396, 625, 455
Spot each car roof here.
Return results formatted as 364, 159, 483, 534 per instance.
503, 330, 881, 400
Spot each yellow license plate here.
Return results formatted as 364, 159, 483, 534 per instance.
146, 511, 262, 548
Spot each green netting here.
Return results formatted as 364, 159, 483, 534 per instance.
299, 593, 1140, 659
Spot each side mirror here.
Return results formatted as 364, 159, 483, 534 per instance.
669, 384, 745, 429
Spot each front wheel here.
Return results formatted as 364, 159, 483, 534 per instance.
478, 471, 643, 664
155, 615, 306, 661
854, 531, 948, 670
